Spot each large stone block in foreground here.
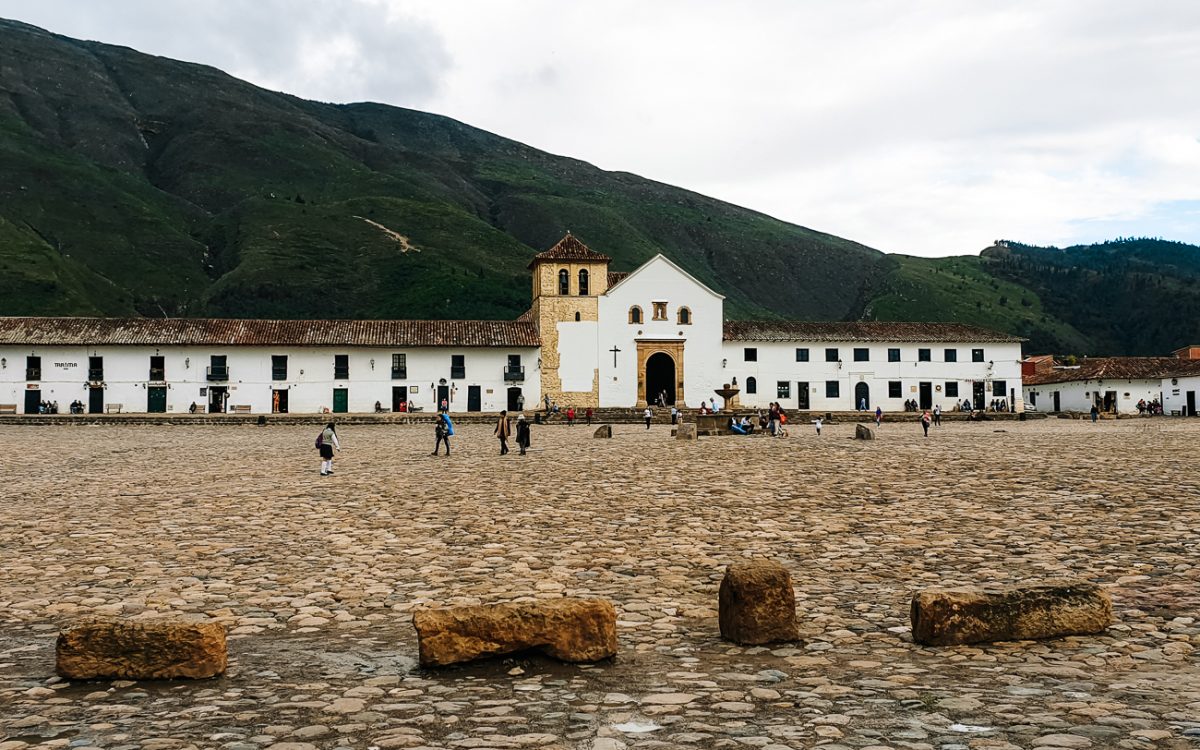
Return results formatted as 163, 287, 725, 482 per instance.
413, 598, 618, 667
855, 423, 875, 440
593, 424, 612, 438
57, 618, 227, 680
675, 423, 697, 440
910, 581, 1112, 646
718, 560, 799, 645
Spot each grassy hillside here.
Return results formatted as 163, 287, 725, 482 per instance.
1, 19, 1197, 356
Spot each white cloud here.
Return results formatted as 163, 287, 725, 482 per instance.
4, 0, 1199, 254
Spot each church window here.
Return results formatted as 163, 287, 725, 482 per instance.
558, 269, 570, 295
628, 305, 643, 324
578, 269, 589, 295
652, 301, 667, 320
746, 377, 757, 394
677, 306, 692, 324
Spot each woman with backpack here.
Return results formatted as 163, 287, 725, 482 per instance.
317, 422, 340, 476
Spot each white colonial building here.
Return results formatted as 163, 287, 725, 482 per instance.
1022, 356, 1200, 416
0, 234, 1027, 415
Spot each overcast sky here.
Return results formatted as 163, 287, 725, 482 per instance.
5, 1, 1200, 256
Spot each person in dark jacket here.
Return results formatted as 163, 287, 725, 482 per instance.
431, 414, 450, 456
495, 410, 511, 455
516, 414, 531, 455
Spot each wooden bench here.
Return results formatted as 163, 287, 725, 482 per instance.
0, 404, 17, 414
104, 404, 123, 414
231, 405, 253, 414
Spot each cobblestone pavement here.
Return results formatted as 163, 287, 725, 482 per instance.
1, 419, 1198, 750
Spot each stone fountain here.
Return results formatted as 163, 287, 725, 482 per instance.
714, 381, 741, 411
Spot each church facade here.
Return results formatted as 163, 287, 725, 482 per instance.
0, 234, 1024, 415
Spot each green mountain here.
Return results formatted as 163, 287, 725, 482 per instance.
1, 19, 1197, 356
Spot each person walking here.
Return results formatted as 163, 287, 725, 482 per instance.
874, 405, 882, 427
670, 405, 678, 425
495, 410, 512, 454
920, 410, 931, 437
431, 414, 451, 456
933, 404, 941, 427
585, 407, 594, 425
644, 406, 653, 429
516, 414, 531, 455
1090, 404, 1099, 423
317, 422, 340, 476
814, 416, 822, 436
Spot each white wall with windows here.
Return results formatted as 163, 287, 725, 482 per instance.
1023, 378, 1163, 415
725, 341, 1024, 412
0, 345, 540, 415
1162, 375, 1200, 416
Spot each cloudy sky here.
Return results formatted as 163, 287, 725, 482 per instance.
5, 1, 1200, 256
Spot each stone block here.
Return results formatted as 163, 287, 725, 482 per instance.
718, 560, 799, 645
675, 423, 697, 440
593, 424, 612, 438
855, 423, 874, 440
412, 598, 617, 667
910, 581, 1112, 646
56, 618, 227, 680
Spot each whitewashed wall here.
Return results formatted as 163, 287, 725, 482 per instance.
555, 320, 599, 393
0, 345, 539, 414
1023, 378, 1163, 414
725, 341, 1024, 412
597, 255, 725, 407
1160, 376, 1199, 416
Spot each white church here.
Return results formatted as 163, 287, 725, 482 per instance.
0, 234, 1025, 415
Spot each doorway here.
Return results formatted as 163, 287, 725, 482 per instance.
507, 387, 523, 412
645, 352, 676, 406
392, 385, 408, 412
972, 382, 986, 411
208, 386, 228, 413
796, 382, 809, 410
147, 386, 167, 413
1053, 391, 1061, 412
437, 384, 450, 411
1102, 390, 1117, 413
467, 385, 482, 412
854, 382, 869, 410
88, 386, 104, 414
919, 382, 932, 410
24, 388, 40, 414
1187, 391, 1196, 417
272, 389, 289, 414
332, 388, 348, 413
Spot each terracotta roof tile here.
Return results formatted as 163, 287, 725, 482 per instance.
723, 321, 1024, 343
0, 318, 540, 348
606, 271, 630, 288
528, 233, 611, 268
1023, 357, 1200, 385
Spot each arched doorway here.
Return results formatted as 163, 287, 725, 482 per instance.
854, 381, 869, 410
645, 352, 677, 406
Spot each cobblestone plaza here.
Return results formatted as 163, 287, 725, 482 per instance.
1, 420, 1198, 749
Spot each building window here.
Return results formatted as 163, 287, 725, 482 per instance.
993, 380, 1007, 397
391, 353, 406, 379
825, 348, 839, 362
678, 306, 692, 325
629, 305, 643, 324
777, 381, 791, 399
888, 348, 900, 362
972, 348, 985, 362
744, 347, 758, 362
575, 312, 581, 321
918, 348, 931, 362
796, 348, 809, 362
746, 377, 757, 394
853, 348, 869, 362
652, 301, 667, 320
451, 354, 466, 379
334, 354, 349, 380
88, 356, 104, 382
825, 380, 840, 398
578, 269, 589, 296
945, 381, 959, 397
888, 381, 902, 398
271, 355, 288, 381
558, 269, 569, 295
26, 355, 41, 381
207, 355, 228, 381
150, 355, 166, 381
944, 348, 957, 362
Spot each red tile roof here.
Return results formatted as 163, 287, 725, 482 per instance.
723, 321, 1024, 343
1023, 357, 1200, 385
607, 271, 630, 288
528, 233, 611, 268
0, 318, 540, 348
